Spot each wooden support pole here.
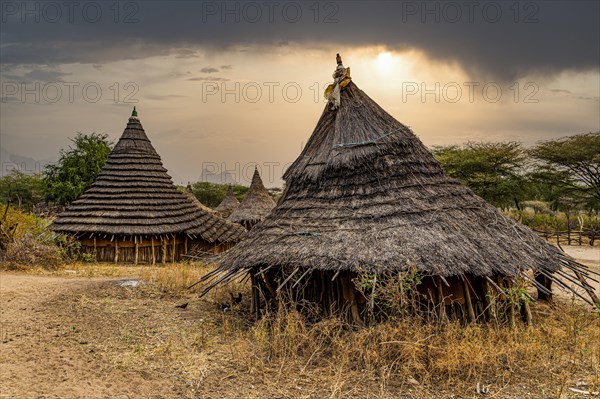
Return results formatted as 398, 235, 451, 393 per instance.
341, 274, 363, 326
151, 237, 156, 265
171, 236, 176, 263
114, 240, 119, 264
250, 270, 261, 318
93, 236, 97, 257
250, 270, 256, 314
436, 276, 448, 323
162, 238, 167, 264
481, 278, 494, 322
134, 239, 139, 265
535, 272, 552, 301
368, 274, 377, 325
523, 300, 533, 326
255, 280, 261, 319
463, 277, 476, 323
506, 279, 516, 328
184, 236, 188, 255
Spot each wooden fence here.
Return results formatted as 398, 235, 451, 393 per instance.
533, 228, 598, 246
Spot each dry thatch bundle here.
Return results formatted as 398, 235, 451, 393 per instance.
214, 185, 240, 218
196, 56, 598, 324
52, 108, 246, 263
228, 168, 276, 229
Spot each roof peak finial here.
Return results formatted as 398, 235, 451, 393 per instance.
131, 106, 138, 117
336, 53, 342, 65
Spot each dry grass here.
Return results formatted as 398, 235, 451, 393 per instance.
219, 301, 599, 398
106, 264, 600, 397
5, 262, 599, 398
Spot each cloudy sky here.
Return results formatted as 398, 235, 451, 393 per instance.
1, 0, 598, 186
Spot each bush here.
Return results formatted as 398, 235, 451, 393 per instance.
0, 204, 60, 269
0, 204, 94, 269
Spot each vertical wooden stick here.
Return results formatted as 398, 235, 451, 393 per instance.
523, 300, 532, 326
368, 274, 377, 325
481, 278, 494, 322
463, 277, 476, 323
250, 270, 256, 315
134, 239, 139, 265
341, 274, 363, 326
114, 240, 119, 264
162, 238, 167, 264
506, 279, 516, 328
171, 235, 176, 263
436, 276, 448, 323
151, 237, 156, 265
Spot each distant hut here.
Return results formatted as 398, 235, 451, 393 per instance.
228, 168, 276, 229
214, 185, 240, 218
185, 183, 214, 214
196, 56, 598, 324
52, 108, 246, 263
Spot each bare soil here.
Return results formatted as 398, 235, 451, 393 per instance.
0, 245, 598, 399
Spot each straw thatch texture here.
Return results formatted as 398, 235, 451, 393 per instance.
216, 81, 566, 278
52, 114, 246, 245
228, 168, 276, 228
214, 186, 240, 218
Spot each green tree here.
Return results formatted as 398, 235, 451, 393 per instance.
432, 141, 528, 209
0, 170, 44, 211
524, 169, 582, 211
43, 133, 113, 205
530, 132, 600, 204
190, 182, 249, 208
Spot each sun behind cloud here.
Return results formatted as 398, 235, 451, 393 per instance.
376, 51, 395, 73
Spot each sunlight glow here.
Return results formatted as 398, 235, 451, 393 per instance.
377, 51, 395, 72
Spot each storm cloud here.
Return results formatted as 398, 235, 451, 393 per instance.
1, 1, 598, 80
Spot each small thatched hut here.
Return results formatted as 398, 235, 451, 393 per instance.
185, 183, 214, 214
228, 168, 276, 229
214, 185, 240, 218
52, 108, 246, 263
196, 56, 598, 324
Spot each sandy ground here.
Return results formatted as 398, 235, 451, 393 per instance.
0, 245, 598, 399
557, 246, 600, 301
0, 274, 183, 399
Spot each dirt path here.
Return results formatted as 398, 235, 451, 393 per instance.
0, 273, 188, 399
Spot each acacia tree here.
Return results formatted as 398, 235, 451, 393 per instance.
530, 132, 600, 208
432, 141, 528, 209
0, 170, 44, 211
43, 133, 113, 205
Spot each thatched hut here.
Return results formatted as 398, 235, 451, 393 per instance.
228, 168, 276, 229
185, 183, 214, 214
196, 56, 598, 324
52, 108, 246, 263
214, 185, 240, 218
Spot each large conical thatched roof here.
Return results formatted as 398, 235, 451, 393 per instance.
228, 168, 276, 226
52, 109, 246, 244
213, 66, 575, 282
214, 185, 240, 218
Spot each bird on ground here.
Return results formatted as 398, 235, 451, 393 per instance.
175, 302, 189, 309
